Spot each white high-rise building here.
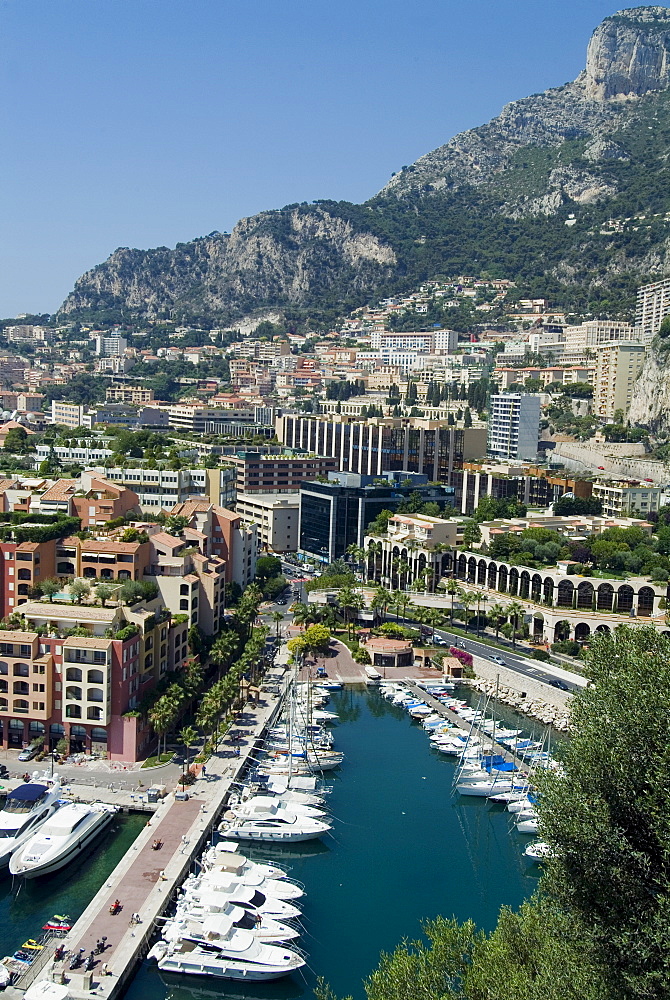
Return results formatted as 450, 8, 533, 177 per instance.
487, 394, 541, 462
636, 276, 670, 341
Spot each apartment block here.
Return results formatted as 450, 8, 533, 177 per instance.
103, 467, 215, 509
636, 276, 670, 340
593, 342, 646, 421
105, 386, 155, 404
365, 513, 458, 591
169, 501, 258, 586
592, 480, 662, 518
225, 451, 337, 495
454, 462, 593, 514
487, 394, 541, 462
235, 493, 300, 553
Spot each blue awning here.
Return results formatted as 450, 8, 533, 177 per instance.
8, 784, 47, 802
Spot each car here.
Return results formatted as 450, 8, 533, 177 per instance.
548, 678, 570, 691
490, 655, 506, 666
276, 598, 287, 606
18, 746, 39, 762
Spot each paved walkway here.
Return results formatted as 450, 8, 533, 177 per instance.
17, 667, 291, 1000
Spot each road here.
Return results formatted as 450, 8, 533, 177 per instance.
428, 626, 586, 690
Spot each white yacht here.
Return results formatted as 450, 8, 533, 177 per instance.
179, 879, 302, 920
10, 801, 118, 877
149, 914, 305, 981
201, 843, 289, 881
228, 796, 327, 822
183, 869, 303, 902
166, 905, 300, 944
0, 776, 63, 868
220, 806, 331, 843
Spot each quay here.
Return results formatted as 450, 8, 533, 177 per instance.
4, 663, 292, 1000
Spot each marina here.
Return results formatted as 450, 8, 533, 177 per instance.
0, 673, 540, 1000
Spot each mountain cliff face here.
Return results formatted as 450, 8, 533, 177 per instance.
60, 6, 670, 326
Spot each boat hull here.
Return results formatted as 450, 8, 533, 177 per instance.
11, 809, 115, 878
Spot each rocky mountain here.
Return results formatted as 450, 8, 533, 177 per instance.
61, 6, 670, 327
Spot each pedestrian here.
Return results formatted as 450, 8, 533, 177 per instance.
101, 937, 108, 950
201, 764, 206, 778
101, 963, 109, 977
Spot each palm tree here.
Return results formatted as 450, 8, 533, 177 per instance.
506, 600, 526, 648
488, 602, 507, 639
179, 725, 198, 783
424, 608, 443, 643
370, 586, 392, 620
346, 544, 366, 581
446, 579, 463, 626
396, 559, 411, 590
271, 611, 284, 639
338, 587, 363, 639
459, 591, 477, 632
474, 592, 488, 637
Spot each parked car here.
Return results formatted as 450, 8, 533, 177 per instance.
18, 746, 40, 762
548, 678, 570, 691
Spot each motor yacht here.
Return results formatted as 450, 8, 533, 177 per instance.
166, 905, 299, 944
0, 775, 63, 868
149, 914, 305, 981
179, 879, 302, 920
10, 801, 118, 877
220, 806, 331, 843
183, 869, 303, 902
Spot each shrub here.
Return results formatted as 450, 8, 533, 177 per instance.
353, 647, 371, 664
551, 639, 581, 656
532, 648, 551, 661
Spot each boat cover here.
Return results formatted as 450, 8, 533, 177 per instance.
8, 784, 47, 802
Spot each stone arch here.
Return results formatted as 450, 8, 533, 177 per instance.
596, 582, 614, 612
595, 623, 610, 633
508, 567, 519, 596
574, 622, 591, 643
576, 580, 594, 610
497, 565, 508, 593
617, 584, 634, 614
556, 579, 574, 608
477, 560, 487, 586
532, 612, 544, 638
554, 619, 571, 641
457, 554, 467, 581
531, 573, 542, 602
519, 570, 531, 599
637, 586, 655, 617
467, 557, 477, 584
487, 561, 497, 589
543, 577, 554, 604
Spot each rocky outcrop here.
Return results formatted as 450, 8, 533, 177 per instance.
584, 7, 670, 100
60, 207, 397, 321
629, 345, 670, 431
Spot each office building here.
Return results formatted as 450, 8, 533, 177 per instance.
277, 414, 486, 482
487, 394, 541, 462
299, 471, 455, 563
225, 451, 337, 495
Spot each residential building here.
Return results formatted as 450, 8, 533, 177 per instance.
593, 341, 647, 421
55, 535, 150, 582
165, 404, 255, 433
0, 539, 59, 617
35, 444, 113, 467
235, 493, 300, 553
299, 472, 455, 563
102, 467, 216, 510
5, 325, 53, 345
94, 334, 128, 357
10, 599, 190, 760
277, 414, 487, 482
105, 386, 155, 404
51, 401, 86, 429
487, 394, 541, 462
592, 480, 663, 517
225, 451, 337, 495
169, 501, 258, 586
145, 531, 226, 634
365, 513, 458, 591
636, 276, 670, 340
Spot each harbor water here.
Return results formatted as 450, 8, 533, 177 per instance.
126, 685, 538, 1000
0, 812, 146, 958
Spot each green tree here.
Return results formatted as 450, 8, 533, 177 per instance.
179, 725, 198, 779
462, 520, 482, 549
255, 555, 282, 585
95, 583, 114, 607
3, 427, 31, 454
69, 579, 91, 605
39, 578, 61, 603
505, 600, 525, 647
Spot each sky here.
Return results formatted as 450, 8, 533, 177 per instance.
1, 0, 624, 317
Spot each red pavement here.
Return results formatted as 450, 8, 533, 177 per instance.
63, 797, 201, 973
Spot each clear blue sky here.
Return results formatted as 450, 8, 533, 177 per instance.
1, 0, 621, 317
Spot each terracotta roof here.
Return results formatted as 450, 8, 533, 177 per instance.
365, 637, 413, 652
18, 601, 117, 622
62, 636, 113, 649
40, 479, 77, 502
150, 532, 183, 550
0, 630, 38, 642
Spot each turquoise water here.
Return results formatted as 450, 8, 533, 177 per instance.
125, 686, 538, 1000
0, 812, 146, 957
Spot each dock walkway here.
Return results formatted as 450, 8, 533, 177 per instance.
404, 681, 530, 771
5, 664, 292, 1000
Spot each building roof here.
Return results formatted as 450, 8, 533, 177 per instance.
365, 637, 413, 653
62, 636, 113, 649
0, 630, 38, 642
17, 601, 117, 622
150, 532, 184, 550
40, 479, 77, 502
